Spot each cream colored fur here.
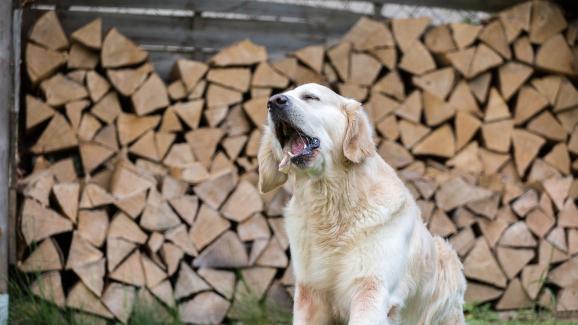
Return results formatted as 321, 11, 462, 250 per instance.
258, 84, 466, 325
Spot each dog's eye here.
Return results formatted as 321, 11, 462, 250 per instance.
301, 94, 320, 101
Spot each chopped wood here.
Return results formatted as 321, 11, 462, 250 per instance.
528, 111, 566, 141
468, 44, 503, 78
412, 124, 455, 158
243, 96, 268, 128
398, 120, 430, 149
66, 232, 103, 270
395, 90, 421, 122
499, 62, 533, 101
398, 41, 436, 75
140, 201, 181, 232
449, 81, 482, 116
547, 227, 568, 253
496, 278, 532, 310
86, 71, 110, 103
423, 91, 456, 126
21, 199, 73, 245
557, 284, 578, 312
496, 246, 534, 279
107, 63, 153, 96
425, 25, 456, 53
529, 1, 567, 44
455, 112, 481, 151
108, 212, 147, 244
468, 72, 492, 103
174, 262, 210, 299
293, 45, 324, 73
511, 129, 545, 177
207, 68, 251, 92
220, 180, 263, 223
392, 17, 431, 52
374, 71, 405, 101
68, 43, 99, 69
465, 283, 503, 305
446, 47, 474, 77
436, 177, 492, 211
526, 209, 555, 238
52, 182, 79, 223
210, 39, 267, 66
26, 95, 55, 130
25, 43, 66, 84
513, 37, 533, 64
499, 2, 531, 42
73, 258, 105, 297
543, 176, 573, 210
189, 204, 230, 250
80, 142, 115, 174
132, 73, 169, 115
544, 143, 570, 175
29, 11, 68, 50
343, 17, 395, 50
478, 217, 508, 248
429, 209, 457, 237
206, 83, 242, 108
179, 292, 230, 325
479, 20, 511, 59
535, 34, 578, 76
41, 74, 88, 106
66, 282, 113, 319
71, 18, 102, 49
252, 62, 290, 88
500, 221, 537, 248
555, 78, 578, 112
463, 238, 507, 288
109, 250, 145, 286
18, 238, 63, 272
166, 224, 197, 256
413, 68, 455, 100
450, 23, 481, 49
78, 210, 109, 247
256, 238, 289, 268
193, 231, 248, 268
101, 28, 148, 68
378, 140, 414, 169
349, 53, 381, 86
327, 42, 351, 82
30, 271, 66, 308
141, 255, 167, 288
102, 283, 136, 323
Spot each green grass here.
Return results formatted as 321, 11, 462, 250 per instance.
7, 274, 576, 325
465, 303, 578, 325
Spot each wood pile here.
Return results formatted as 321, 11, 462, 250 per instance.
16, 2, 578, 322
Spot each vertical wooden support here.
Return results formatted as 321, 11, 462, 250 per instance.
0, 0, 13, 308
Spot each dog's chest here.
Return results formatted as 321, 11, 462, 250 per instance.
285, 204, 356, 288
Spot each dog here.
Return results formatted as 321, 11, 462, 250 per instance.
257, 83, 466, 325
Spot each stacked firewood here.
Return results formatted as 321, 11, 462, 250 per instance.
17, 1, 578, 323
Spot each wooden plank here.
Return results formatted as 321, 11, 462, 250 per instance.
29, 0, 361, 22
21, 9, 353, 52
29, 0, 527, 13
0, 0, 12, 295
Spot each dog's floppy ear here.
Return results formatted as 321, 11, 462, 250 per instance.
258, 125, 288, 193
343, 98, 375, 163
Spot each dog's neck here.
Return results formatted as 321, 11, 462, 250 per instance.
291, 154, 391, 212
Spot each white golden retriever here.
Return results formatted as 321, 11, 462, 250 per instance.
258, 83, 466, 325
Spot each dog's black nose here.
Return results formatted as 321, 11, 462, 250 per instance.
268, 94, 289, 110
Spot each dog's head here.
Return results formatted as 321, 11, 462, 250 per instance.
258, 83, 375, 193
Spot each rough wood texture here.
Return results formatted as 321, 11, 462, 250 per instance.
16, 3, 578, 322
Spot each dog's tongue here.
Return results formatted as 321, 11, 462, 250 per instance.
291, 136, 307, 156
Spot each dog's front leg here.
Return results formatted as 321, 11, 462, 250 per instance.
293, 284, 331, 325
348, 277, 390, 325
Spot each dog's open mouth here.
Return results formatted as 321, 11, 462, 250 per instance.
275, 120, 320, 171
